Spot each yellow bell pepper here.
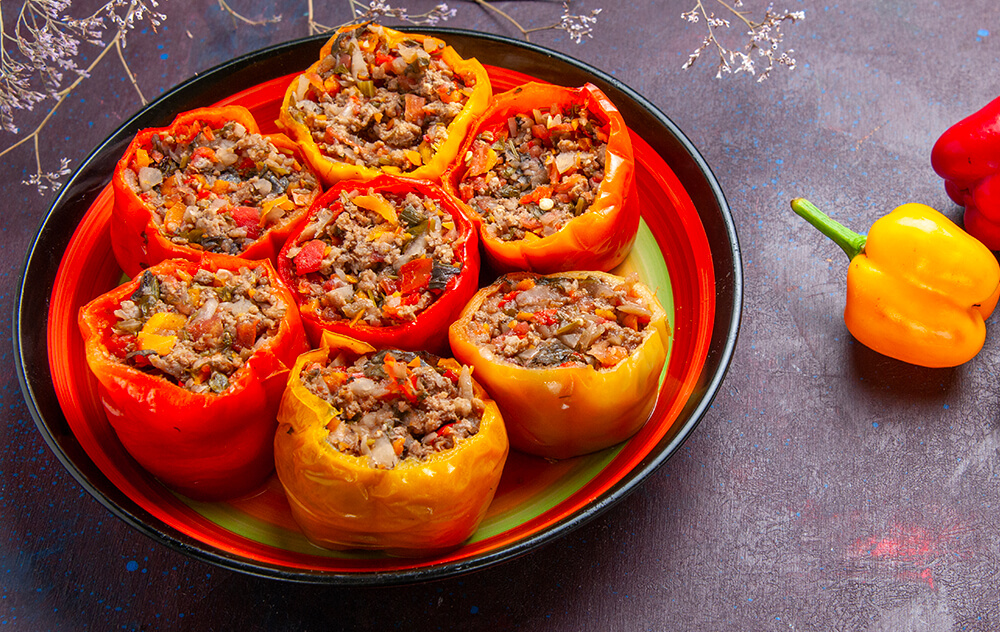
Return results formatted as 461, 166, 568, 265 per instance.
791, 198, 1000, 368
136, 311, 188, 355
273, 333, 508, 555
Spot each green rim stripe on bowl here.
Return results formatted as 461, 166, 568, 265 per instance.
471, 445, 624, 539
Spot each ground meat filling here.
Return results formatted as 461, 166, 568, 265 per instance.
121, 119, 320, 255
109, 267, 287, 393
469, 274, 654, 369
456, 104, 609, 241
286, 24, 472, 171
284, 188, 463, 327
300, 349, 485, 470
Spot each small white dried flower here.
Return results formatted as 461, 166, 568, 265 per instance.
559, 4, 603, 44
681, 0, 805, 83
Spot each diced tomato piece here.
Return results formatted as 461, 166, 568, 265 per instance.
533, 308, 558, 326
404, 94, 426, 124
437, 85, 463, 103
530, 124, 550, 143
379, 277, 399, 295
458, 181, 475, 202
467, 140, 497, 177
105, 332, 135, 359
497, 290, 520, 309
228, 206, 261, 239
398, 257, 433, 294
235, 318, 259, 349
510, 321, 531, 337
519, 185, 554, 206
192, 146, 217, 163
293, 239, 327, 275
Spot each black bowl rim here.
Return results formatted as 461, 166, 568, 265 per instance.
13, 27, 743, 586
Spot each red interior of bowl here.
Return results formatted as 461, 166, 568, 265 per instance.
46, 65, 715, 574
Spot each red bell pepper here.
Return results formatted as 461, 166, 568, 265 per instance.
111, 105, 322, 277
932, 95, 1000, 249
78, 257, 309, 500
277, 174, 480, 354
443, 82, 639, 273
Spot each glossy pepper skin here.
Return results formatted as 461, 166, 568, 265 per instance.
791, 198, 1000, 368
276, 174, 480, 354
111, 105, 321, 278
273, 333, 508, 555
442, 82, 639, 274
932, 96, 1000, 250
448, 271, 668, 459
78, 257, 309, 500
277, 24, 492, 185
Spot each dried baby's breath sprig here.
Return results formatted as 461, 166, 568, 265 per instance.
470, 0, 601, 44
309, 0, 457, 35
682, 0, 804, 82
22, 156, 71, 191
1, 0, 164, 194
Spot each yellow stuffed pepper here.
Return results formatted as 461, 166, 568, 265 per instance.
274, 333, 508, 555
278, 23, 492, 184
448, 271, 669, 459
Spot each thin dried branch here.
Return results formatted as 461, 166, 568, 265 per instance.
216, 0, 282, 26
681, 0, 804, 82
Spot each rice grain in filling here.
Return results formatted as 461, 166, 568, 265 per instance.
300, 349, 484, 470
109, 266, 286, 393
457, 104, 609, 241
284, 187, 463, 327
468, 274, 654, 369
285, 24, 473, 171
122, 119, 319, 255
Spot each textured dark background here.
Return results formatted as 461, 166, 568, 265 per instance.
4, 0, 1000, 629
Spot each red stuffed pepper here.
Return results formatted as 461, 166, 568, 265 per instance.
278, 23, 492, 184
449, 271, 669, 459
443, 82, 639, 273
78, 257, 309, 500
112, 105, 322, 277
274, 333, 508, 555
277, 174, 480, 353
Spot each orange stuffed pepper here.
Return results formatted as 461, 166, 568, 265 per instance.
443, 82, 639, 273
449, 271, 668, 459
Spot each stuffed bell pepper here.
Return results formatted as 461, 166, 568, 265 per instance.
111, 105, 322, 277
278, 23, 492, 184
443, 82, 639, 273
274, 333, 508, 555
277, 174, 480, 353
78, 257, 309, 500
448, 271, 668, 459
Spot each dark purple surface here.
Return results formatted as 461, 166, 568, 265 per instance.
4, 0, 1000, 629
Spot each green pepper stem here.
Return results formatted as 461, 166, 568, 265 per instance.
790, 198, 867, 261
